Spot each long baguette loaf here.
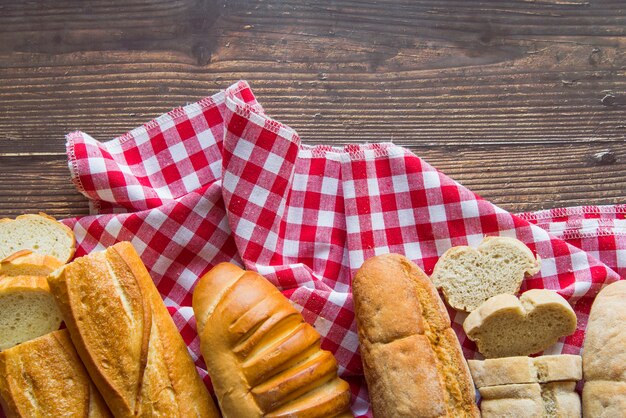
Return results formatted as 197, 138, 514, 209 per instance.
352, 253, 479, 417
193, 262, 352, 418
582, 280, 626, 417
47, 241, 219, 417
0, 329, 111, 418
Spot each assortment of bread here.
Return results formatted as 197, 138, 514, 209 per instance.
0, 212, 623, 417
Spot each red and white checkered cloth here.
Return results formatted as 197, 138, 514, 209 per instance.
62, 81, 625, 417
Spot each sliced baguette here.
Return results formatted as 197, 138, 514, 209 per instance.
463, 290, 576, 358
0, 213, 75, 263
0, 249, 63, 277
0, 276, 63, 351
431, 236, 540, 312
468, 355, 582, 388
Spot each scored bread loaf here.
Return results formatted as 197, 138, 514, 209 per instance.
463, 290, 577, 358
0, 275, 63, 351
0, 250, 63, 277
431, 236, 541, 312
0, 213, 75, 263
582, 280, 626, 417
0, 329, 111, 417
479, 381, 580, 418
352, 253, 479, 418
47, 241, 219, 417
468, 354, 582, 388
193, 262, 352, 418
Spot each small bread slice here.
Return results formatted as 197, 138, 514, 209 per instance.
468, 355, 582, 388
479, 382, 580, 418
0, 276, 63, 351
431, 236, 540, 312
463, 289, 576, 358
0, 213, 75, 263
0, 250, 63, 277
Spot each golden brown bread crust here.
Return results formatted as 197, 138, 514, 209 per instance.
47, 241, 219, 418
352, 253, 479, 418
0, 250, 63, 277
192, 262, 352, 418
0, 329, 111, 418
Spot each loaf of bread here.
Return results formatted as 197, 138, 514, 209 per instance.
0, 213, 75, 263
0, 275, 63, 351
0, 250, 63, 277
463, 290, 577, 358
352, 253, 479, 417
582, 280, 626, 417
479, 382, 580, 418
193, 262, 352, 418
468, 354, 582, 388
47, 241, 219, 417
0, 329, 111, 417
431, 236, 541, 312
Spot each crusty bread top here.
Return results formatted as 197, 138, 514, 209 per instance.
583, 280, 626, 382
431, 236, 540, 312
0, 329, 112, 417
468, 354, 582, 388
0, 213, 75, 263
352, 253, 479, 418
0, 249, 63, 277
463, 289, 577, 358
193, 262, 352, 418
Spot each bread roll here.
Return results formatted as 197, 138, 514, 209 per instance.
0, 329, 111, 418
47, 241, 219, 417
192, 262, 352, 418
582, 280, 626, 417
352, 253, 479, 417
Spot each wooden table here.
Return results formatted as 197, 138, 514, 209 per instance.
1, 0, 624, 219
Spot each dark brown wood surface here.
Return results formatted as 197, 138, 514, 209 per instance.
1, 0, 624, 219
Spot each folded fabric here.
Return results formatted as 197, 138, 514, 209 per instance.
63, 81, 625, 417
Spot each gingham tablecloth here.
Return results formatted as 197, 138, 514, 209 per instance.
61, 81, 625, 417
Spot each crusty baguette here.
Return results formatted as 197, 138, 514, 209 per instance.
463, 290, 577, 358
0, 250, 63, 277
431, 236, 541, 312
468, 354, 582, 388
47, 241, 219, 417
192, 262, 352, 418
0, 213, 75, 263
479, 381, 580, 418
352, 253, 479, 418
582, 280, 626, 417
0, 275, 63, 351
0, 329, 111, 418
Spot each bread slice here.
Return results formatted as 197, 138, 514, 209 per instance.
0, 276, 63, 350
431, 236, 540, 312
468, 355, 582, 388
0, 249, 63, 277
479, 382, 580, 418
0, 213, 75, 263
463, 289, 576, 358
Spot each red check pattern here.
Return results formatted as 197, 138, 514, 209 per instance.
61, 81, 625, 417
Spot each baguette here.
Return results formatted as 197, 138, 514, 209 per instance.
0, 250, 63, 277
352, 253, 479, 417
47, 241, 219, 417
0, 329, 111, 417
582, 280, 626, 417
193, 262, 352, 418
0, 275, 63, 351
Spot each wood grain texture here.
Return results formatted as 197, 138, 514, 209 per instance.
0, 0, 624, 218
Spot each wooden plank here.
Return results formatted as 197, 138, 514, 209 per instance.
1, 143, 622, 219
0, 0, 625, 154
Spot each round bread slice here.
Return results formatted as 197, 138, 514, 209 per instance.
0, 276, 63, 351
0, 213, 75, 263
431, 236, 541, 312
463, 289, 576, 358
0, 250, 64, 277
